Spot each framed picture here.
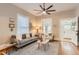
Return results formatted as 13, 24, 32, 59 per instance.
9, 24, 15, 28
9, 17, 14, 22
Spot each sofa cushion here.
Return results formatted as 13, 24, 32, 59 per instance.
22, 34, 26, 39
20, 39, 29, 44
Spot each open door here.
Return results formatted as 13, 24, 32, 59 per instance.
77, 17, 79, 46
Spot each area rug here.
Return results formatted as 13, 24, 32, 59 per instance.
10, 42, 60, 55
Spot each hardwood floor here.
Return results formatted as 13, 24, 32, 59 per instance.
10, 41, 79, 55
59, 41, 79, 55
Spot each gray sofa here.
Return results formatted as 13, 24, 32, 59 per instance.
10, 35, 37, 48
15, 37, 37, 48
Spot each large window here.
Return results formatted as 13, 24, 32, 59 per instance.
17, 14, 29, 35
42, 18, 52, 34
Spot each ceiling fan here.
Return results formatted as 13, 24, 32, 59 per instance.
34, 3, 56, 15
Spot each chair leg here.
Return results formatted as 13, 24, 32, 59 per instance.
43, 44, 46, 51
37, 43, 41, 49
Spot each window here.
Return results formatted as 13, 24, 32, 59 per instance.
64, 22, 72, 30
42, 18, 52, 34
17, 14, 29, 35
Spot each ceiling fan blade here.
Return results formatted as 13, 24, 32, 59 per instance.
36, 11, 44, 16
40, 5, 44, 10
43, 3, 45, 10
46, 12, 51, 15
47, 10, 56, 12
36, 11, 42, 14
34, 9, 42, 11
46, 4, 53, 10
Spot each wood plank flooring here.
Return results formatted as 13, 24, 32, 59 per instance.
10, 41, 79, 55
59, 41, 79, 55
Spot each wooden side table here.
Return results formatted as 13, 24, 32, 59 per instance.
0, 43, 16, 55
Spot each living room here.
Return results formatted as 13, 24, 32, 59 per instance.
0, 3, 79, 55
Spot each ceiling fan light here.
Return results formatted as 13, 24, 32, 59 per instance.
42, 11, 46, 14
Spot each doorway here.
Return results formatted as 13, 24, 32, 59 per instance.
60, 17, 78, 44
60, 19, 72, 42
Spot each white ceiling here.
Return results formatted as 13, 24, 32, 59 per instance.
13, 3, 79, 16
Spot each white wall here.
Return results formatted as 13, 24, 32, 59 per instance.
0, 17, 10, 44
0, 4, 36, 45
